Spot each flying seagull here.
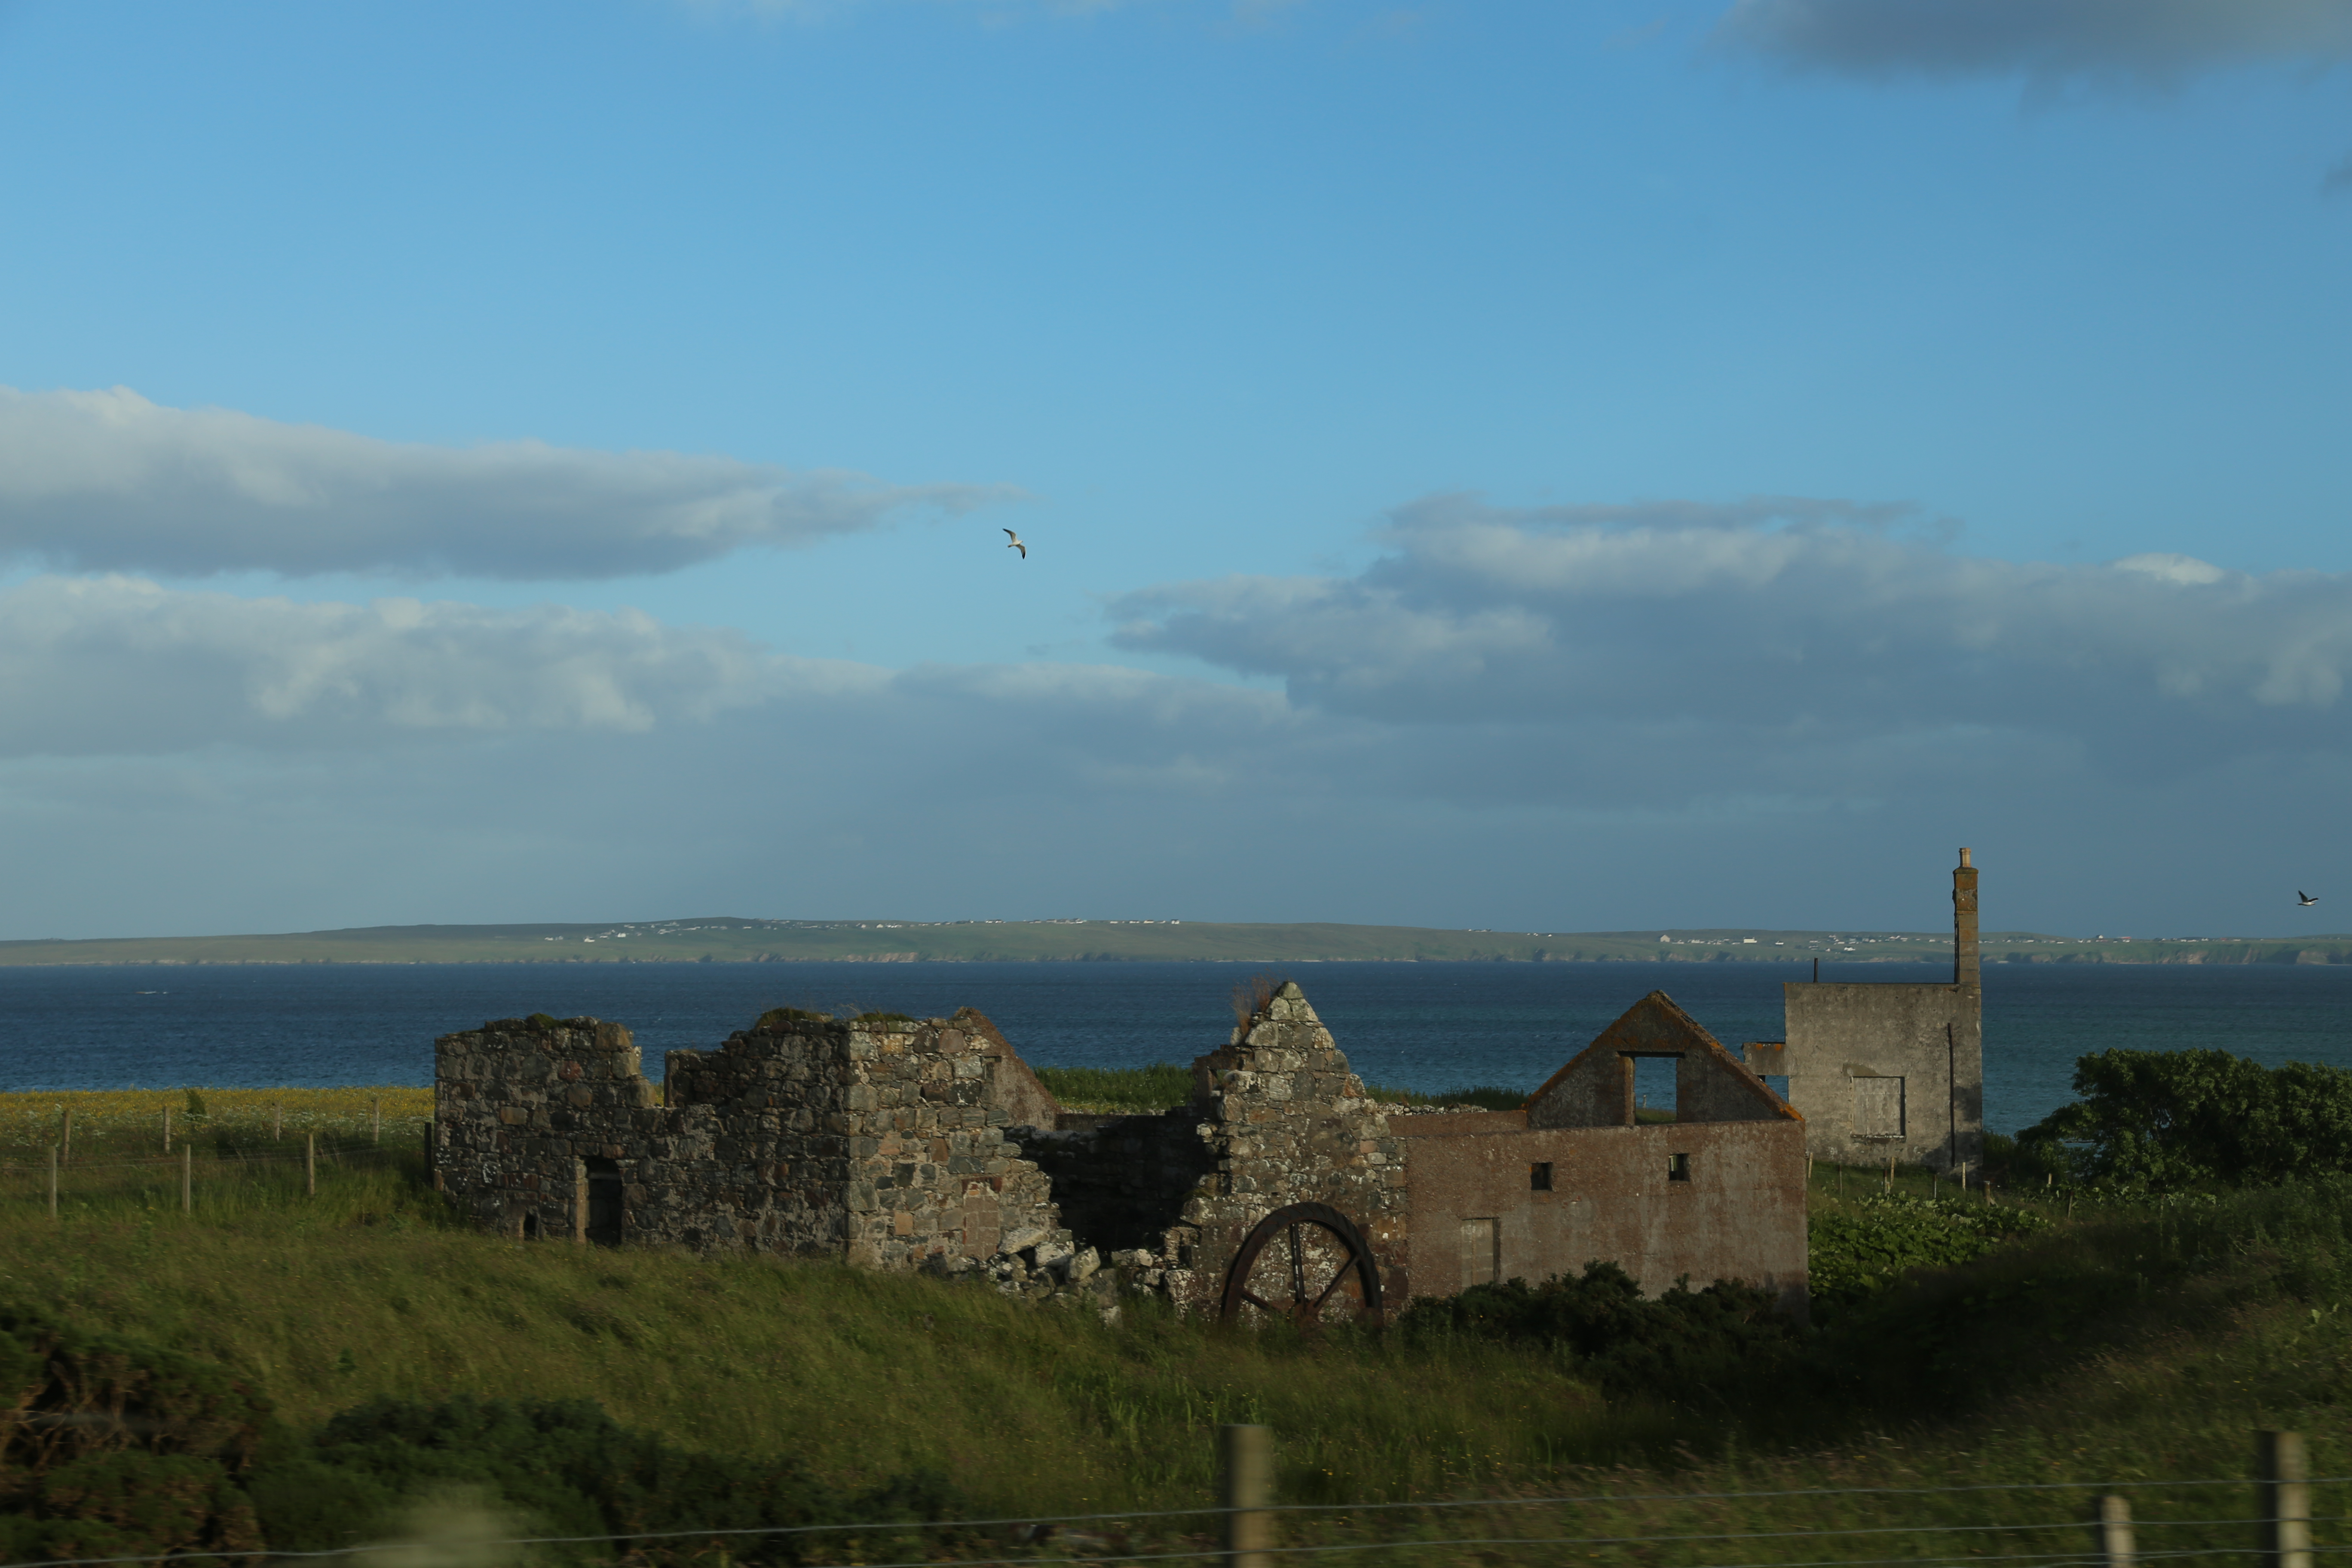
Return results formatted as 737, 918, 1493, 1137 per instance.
2301, 891, 2320, 906
1004, 529, 1026, 559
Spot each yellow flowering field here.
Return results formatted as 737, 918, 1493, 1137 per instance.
0, 1085, 431, 1162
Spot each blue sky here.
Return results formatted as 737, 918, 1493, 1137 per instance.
0, 0, 2347, 939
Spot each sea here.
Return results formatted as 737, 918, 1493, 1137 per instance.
6, 960, 2352, 1135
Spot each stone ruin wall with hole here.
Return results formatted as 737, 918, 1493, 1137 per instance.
1082, 983, 1409, 1316
434, 1008, 1068, 1275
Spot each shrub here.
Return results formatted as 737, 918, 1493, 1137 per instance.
0, 1305, 275, 1563
1807, 1194, 2051, 1314
254, 1396, 968, 1562
1393, 1261, 1800, 1401
2021, 1049, 2352, 1187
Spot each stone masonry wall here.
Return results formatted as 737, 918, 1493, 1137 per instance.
435, 1007, 1065, 1271
435, 1014, 660, 1239
1116, 983, 1409, 1314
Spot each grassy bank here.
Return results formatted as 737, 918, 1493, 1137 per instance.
10, 1091, 2352, 1561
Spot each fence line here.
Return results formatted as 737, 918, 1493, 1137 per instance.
0, 1443, 2341, 1568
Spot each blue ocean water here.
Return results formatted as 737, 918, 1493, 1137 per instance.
6, 960, 2352, 1134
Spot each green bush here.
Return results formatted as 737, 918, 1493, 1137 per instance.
2021, 1049, 2352, 1188
1806, 1194, 2051, 1314
0, 1305, 275, 1563
254, 1396, 969, 1562
1393, 1261, 1800, 1401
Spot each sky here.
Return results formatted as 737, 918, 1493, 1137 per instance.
0, 0, 2348, 940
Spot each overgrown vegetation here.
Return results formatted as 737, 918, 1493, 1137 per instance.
19, 1070, 2352, 1562
1035, 1063, 1527, 1114
2023, 1048, 2352, 1186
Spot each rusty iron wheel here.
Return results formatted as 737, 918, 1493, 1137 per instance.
1217, 1201, 1384, 1329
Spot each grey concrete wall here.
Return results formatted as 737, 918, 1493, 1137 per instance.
1756, 981, 1982, 1169
1393, 1114, 1808, 1320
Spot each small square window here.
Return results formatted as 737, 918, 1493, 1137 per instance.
1530, 1161, 1553, 1191
1667, 1152, 1692, 1182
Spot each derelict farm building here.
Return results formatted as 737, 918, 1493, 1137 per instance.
435, 978, 1812, 1318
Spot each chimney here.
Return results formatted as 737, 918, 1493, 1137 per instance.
1954, 847, 1979, 988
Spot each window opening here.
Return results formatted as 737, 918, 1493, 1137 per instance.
1530, 1161, 1553, 1191
1631, 1056, 1678, 1122
521, 1212, 542, 1240
1666, 1152, 1692, 1182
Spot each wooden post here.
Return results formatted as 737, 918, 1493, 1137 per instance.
1219, 1424, 1272, 1568
2260, 1430, 2311, 1568
574, 1158, 589, 1245
47, 1145, 58, 1219
162, 1104, 172, 1154
305, 1133, 316, 1197
371, 1098, 381, 1146
181, 1145, 192, 1214
2096, 1495, 2133, 1568
272, 1103, 282, 1141
1883, 1152, 1894, 1192
61, 1106, 72, 1164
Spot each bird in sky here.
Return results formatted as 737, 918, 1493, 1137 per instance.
1003, 529, 1026, 559
2300, 891, 2319, 906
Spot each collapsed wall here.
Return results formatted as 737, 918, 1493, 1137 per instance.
1028, 982, 1408, 1314
434, 1006, 1065, 1269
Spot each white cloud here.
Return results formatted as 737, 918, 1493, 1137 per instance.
0, 576, 824, 754
1714, 0, 2352, 84
0, 386, 1016, 580
1109, 494, 2352, 772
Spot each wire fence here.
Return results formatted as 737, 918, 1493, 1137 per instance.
0, 1431, 2340, 1568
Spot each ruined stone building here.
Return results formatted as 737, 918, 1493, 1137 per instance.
435, 980, 1808, 1318
1744, 849, 1984, 1172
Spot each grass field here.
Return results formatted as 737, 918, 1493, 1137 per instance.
9, 1089, 2352, 1562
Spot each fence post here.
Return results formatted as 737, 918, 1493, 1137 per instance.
2260, 1430, 2311, 1568
181, 1145, 192, 1214
1219, 1424, 1271, 1568
47, 1144, 58, 1219
574, 1158, 588, 1245
61, 1106, 72, 1164
163, 1104, 172, 1154
273, 1103, 282, 1141
306, 1133, 316, 1197
371, 1098, 381, 1146
2096, 1494, 2133, 1568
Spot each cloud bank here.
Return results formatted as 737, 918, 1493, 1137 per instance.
0, 387, 1015, 580
1110, 495, 2352, 798
5, 501, 2349, 935
1714, 0, 2352, 83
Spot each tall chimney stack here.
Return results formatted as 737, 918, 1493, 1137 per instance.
1954, 847, 1979, 988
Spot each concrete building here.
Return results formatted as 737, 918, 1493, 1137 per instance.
433, 981, 1809, 1319
1744, 848, 1984, 1172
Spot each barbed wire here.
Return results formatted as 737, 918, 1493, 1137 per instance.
0, 1477, 2333, 1568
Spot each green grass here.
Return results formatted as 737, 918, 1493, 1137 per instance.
1036, 1063, 1529, 1115
18, 1118, 2352, 1562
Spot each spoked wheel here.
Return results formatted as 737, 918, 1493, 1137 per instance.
1218, 1202, 1385, 1329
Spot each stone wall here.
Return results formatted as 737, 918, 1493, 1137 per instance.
1112, 983, 1410, 1315
435, 1006, 1064, 1269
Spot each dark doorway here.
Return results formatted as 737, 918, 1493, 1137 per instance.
585, 1158, 624, 1246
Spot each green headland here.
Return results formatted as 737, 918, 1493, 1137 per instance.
0, 916, 2346, 966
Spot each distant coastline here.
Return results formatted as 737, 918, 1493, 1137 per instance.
0, 918, 2346, 969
